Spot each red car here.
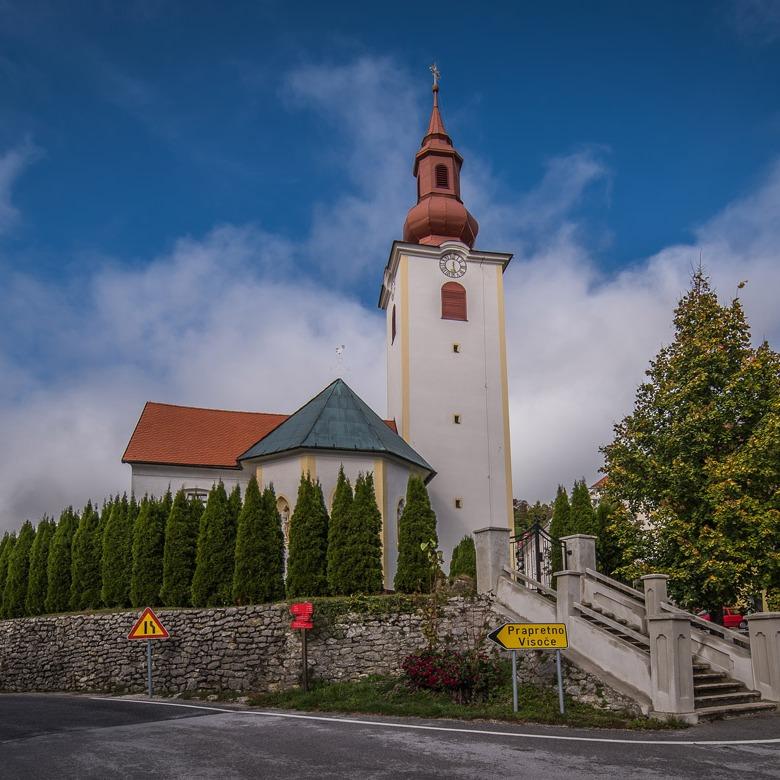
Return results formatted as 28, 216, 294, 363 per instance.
698, 607, 748, 631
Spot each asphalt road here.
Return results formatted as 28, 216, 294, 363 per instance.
0, 694, 778, 779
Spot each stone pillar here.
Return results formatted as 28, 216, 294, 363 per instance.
559, 534, 596, 573
555, 571, 583, 619
474, 527, 510, 595
641, 574, 669, 618
647, 614, 695, 715
747, 612, 780, 702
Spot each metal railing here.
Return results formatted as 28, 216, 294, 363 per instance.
509, 521, 567, 590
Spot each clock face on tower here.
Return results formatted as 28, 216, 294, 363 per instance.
439, 253, 467, 278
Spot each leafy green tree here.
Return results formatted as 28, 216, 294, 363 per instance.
3, 522, 35, 617
161, 490, 201, 607
70, 502, 102, 610
130, 496, 167, 607
394, 475, 438, 593
45, 507, 78, 613
286, 474, 329, 598
569, 479, 595, 536
101, 495, 134, 607
344, 472, 384, 594
549, 485, 570, 575
192, 482, 236, 606
26, 516, 55, 615
0, 533, 16, 609
602, 271, 780, 615
326, 466, 354, 595
449, 535, 477, 580
232, 477, 286, 604
705, 394, 780, 606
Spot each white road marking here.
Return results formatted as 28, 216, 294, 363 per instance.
89, 696, 780, 746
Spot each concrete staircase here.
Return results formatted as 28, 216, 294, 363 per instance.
475, 527, 780, 724
692, 661, 776, 720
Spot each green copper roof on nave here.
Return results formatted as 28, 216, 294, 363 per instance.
238, 379, 434, 474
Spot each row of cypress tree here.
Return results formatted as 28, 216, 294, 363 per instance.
0, 467, 443, 617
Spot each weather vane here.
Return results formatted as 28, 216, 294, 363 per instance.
429, 62, 440, 89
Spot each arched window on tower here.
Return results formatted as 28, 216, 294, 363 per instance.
441, 282, 467, 321
391, 304, 397, 344
435, 164, 449, 189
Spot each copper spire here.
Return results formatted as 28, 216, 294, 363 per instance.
425, 63, 449, 139
402, 67, 479, 248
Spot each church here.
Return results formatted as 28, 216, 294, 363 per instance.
123, 73, 514, 588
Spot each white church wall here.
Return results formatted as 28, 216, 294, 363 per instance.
130, 463, 250, 500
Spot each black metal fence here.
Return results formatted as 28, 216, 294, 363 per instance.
509, 522, 567, 589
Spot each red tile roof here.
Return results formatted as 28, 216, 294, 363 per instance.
123, 401, 398, 469
590, 475, 609, 490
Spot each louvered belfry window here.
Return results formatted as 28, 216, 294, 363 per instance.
441, 282, 467, 321
435, 164, 449, 188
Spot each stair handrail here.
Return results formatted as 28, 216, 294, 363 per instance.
584, 567, 645, 603
502, 565, 557, 599
659, 601, 750, 649
574, 602, 650, 646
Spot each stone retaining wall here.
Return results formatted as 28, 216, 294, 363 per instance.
0, 596, 639, 713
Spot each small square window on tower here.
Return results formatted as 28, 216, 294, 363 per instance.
452, 343, 460, 353
454, 498, 463, 509
453, 414, 461, 424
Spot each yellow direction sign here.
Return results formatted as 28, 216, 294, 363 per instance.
128, 607, 170, 640
488, 622, 568, 650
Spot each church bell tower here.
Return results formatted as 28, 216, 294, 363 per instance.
378, 67, 514, 564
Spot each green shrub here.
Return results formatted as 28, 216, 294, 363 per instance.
286, 474, 329, 598
394, 475, 438, 593
192, 482, 236, 607
45, 507, 78, 613
449, 535, 476, 580
26, 516, 55, 615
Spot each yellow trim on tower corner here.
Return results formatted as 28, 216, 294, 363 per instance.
496, 266, 514, 530
374, 458, 388, 586
254, 465, 264, 490
300, 454, 316, 480
400, 255, 411, 442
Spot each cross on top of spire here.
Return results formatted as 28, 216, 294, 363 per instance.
429, 62, 440, 91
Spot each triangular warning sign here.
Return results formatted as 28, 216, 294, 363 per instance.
128, 607, 170, 640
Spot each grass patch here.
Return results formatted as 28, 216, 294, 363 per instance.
248, 675, 683, 730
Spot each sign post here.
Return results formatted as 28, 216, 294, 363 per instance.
128, 607, 170, 698
488, 622, 569, 715
290, 602, 314, 692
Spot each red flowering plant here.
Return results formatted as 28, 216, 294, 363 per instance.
401, 646, 504, 704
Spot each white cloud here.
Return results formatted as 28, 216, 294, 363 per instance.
0, 55, 779, 531
0, 139, 39, 234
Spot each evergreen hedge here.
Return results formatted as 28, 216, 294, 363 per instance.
45, 507, 78, 613
3, 520, 35, 617
70, 502, 102, 610
286, 474, 329, 598
101, 495, 134, 608
394, 475, 438, 593
192, 482, 236, 607
232, 477, 285, 604
0, 533, 15, 609
449, 535, 476, 580
549, 485, 569, 575
347, 472, 384, 594
26, 516, 55, 615
161, 490, 201, 607
569, 479, 595, 536
326, 466, 354, 595
130, 495, 168, 607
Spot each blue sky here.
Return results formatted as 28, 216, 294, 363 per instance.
1, 0, 779, 527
